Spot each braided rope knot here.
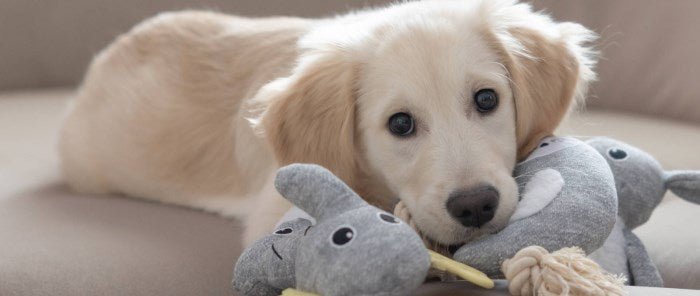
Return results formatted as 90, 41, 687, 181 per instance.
502, 246, 627, 296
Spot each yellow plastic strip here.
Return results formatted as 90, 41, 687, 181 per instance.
428, 250, 495, 289
280, 288, 319, 296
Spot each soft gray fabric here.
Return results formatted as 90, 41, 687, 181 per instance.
453, 137, 618, 277
587, 137, 666, 229
233, 164, 430, 296
233, 218, 312, 296
586, 137, 700, 286
624, 229, 664, 287
665, 171, 700, 203
589, 219, 629, 277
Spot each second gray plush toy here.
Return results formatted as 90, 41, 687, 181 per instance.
587, 137, 700, 287
453, 136, 619, 277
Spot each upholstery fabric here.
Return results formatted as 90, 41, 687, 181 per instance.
1, 90, 699, 294
533, 0, 700, 123
0, 0, 391, 90
2, 0, 700, 123
0, 90, 244, 296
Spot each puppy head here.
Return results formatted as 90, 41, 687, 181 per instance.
251, 0, 596, 245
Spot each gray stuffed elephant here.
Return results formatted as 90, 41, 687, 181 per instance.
233, 164, 430, 295
233, 164, 494, 296
453, 136, 619, 278
587, 137, 700, 287
233, 218, 313, 296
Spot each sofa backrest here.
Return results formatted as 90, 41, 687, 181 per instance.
0, 0, 390, 91
1, 0, 698, 123
533, 0, 700, 123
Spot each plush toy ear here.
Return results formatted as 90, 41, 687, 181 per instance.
274, 164, 367, 221
665, 171, 700, 204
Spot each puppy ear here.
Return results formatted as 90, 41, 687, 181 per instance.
250, 49, 360, 187
483, 3, 597, 160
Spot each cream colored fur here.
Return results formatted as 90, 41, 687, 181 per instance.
59, 1, 596, 246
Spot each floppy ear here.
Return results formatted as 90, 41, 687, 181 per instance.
482, 3, 597, 160
274, 164, 367, 221
250, 48, 360, 187
665, 171, 700, 204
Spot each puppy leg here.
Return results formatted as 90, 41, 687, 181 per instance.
242, 176, 294, 247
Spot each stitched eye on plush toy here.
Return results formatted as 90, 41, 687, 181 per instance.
331, 227, 355, 246
474, 89, 498, 113
378, 212, 400, 224
608, 148, 628, 160
274, 228, 293, 235
388, 112, 415, 137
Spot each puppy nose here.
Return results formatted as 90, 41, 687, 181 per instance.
446, 186, 499, 228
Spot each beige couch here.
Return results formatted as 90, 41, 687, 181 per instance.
1, 1, 699, 295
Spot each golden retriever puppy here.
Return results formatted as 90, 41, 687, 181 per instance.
59, 0, 596, 246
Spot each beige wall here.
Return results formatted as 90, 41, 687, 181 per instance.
532, 0, 700, 124
1, 0, 699, 123
0, 0, 391, 90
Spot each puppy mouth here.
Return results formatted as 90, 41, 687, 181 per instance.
415, 225, 497, 255
271, 244, 283, 260
419, 217, 504, 246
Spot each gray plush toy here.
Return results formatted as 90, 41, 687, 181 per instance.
233, 218, 313, 295
233, 164, 492, 296
453, 136, 619, 278
586, 137, 700, 287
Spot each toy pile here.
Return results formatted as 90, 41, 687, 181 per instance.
232, 136, 700, 296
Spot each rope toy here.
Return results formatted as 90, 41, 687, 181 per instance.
394, 201, 627, 296
502, 246, 626, 296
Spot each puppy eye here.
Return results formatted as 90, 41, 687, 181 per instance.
608, 148, 628, 160
388, 112, 415, 137
474, 89, 499, 113
274, 228, 293, 235
378, 212, 401, 224
331, 227, 355, 246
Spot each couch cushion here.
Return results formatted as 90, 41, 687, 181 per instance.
1, 89, 699, 294
0, 90, 244, 295
0, 183, 243, 296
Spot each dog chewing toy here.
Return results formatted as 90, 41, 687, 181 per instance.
233, 163, 493, 296
453, 136, 619, 277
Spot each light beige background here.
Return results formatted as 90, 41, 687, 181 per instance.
0, 0, 390, 90
1, 0, 699, 122
5, 0, 700, 123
